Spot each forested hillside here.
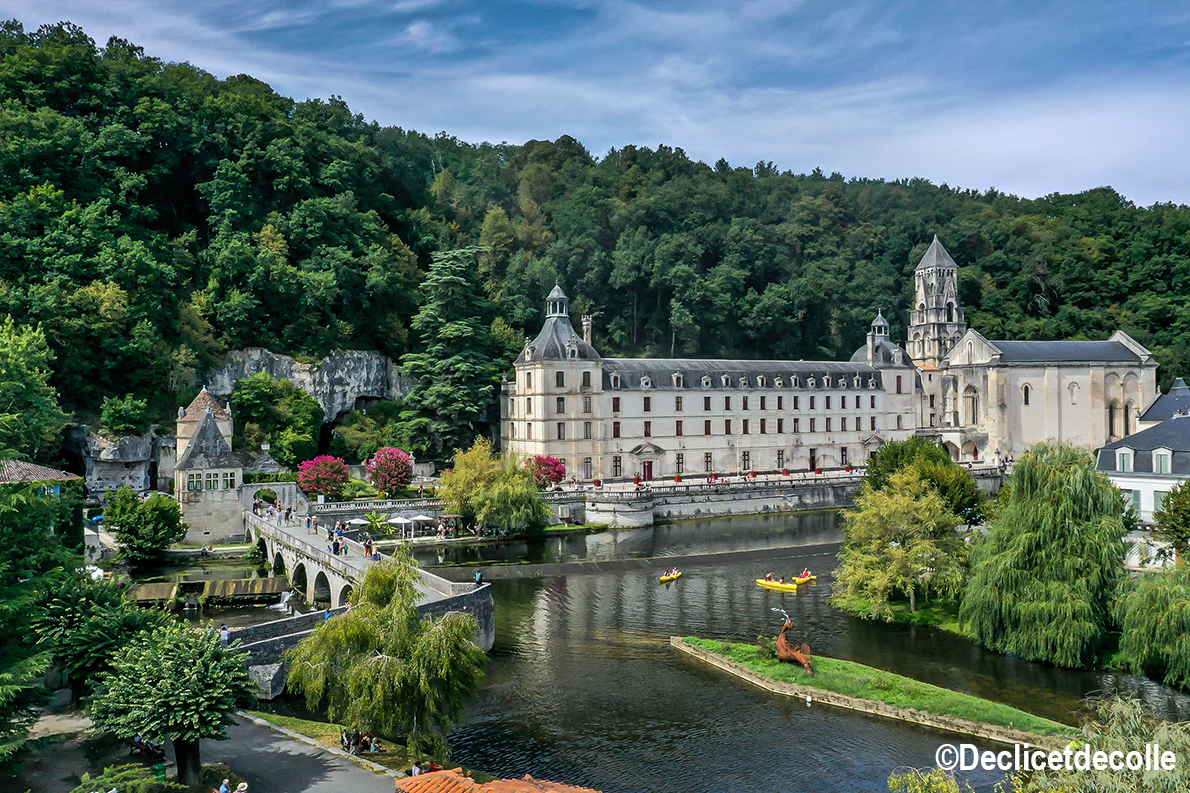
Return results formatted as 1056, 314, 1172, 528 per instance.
3, 20, 1189, 428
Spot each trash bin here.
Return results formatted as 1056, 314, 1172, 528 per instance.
154, 763, 166, 782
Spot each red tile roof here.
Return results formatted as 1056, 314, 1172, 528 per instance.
484, 775, 603, 793
182, 388, 231, 421
394, 770, 602, 793
0, 459, 80, 484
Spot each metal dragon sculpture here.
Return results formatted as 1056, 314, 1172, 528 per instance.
771, 608, 813, 673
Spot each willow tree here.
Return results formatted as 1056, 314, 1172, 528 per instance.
1115, 563, 1190, 688
833, 468, 966, 619
286, 545, 487, 759
440, 439, 550, 535
961, 442, 1127, 668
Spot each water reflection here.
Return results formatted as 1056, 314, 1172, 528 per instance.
447, 512, 1190, 793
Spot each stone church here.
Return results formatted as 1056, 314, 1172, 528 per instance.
500, 237, 1159, 479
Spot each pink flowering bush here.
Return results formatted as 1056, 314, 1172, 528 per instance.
367, 446, 414, 496
298, 455, 350, 497
528, 455, 566, 488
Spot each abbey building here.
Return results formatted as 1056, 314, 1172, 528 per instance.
501, 237, 1159, 480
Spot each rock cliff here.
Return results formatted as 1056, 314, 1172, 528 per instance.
203, 348, 414, 422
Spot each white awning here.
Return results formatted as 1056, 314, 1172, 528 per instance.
347, 518, 369, 525
387, 517, 412, 525
412, 514, 435, 522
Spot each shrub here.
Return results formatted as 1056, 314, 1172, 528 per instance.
367, 447, 414, 496
298, 455, 350, 497
527, 455, 566, 488
100, 394, 153, 436
342, 478, 380, 500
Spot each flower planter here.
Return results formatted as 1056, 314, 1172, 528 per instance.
782, 469, 790, 476
674, 475, 683, 483
814, 468, 822, 474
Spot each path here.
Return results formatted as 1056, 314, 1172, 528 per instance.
182, 716, 395, 793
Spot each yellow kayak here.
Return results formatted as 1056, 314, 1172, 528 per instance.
660, 572, 683, 584
756, 578, 799, 591
795, 574, 818, 585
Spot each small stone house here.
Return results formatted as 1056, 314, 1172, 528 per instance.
175, 389, 244, 544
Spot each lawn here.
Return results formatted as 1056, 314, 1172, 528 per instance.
684, 638, 1075, 738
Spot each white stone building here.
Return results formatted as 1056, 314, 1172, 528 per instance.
175, 389, 244, 543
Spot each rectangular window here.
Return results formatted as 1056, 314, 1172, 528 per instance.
223, 471, 236, 489
777, 395, 784, 410
841, 417, 847, 431
760, 396, 767, 410
613, 456, 622, 477
510, 423, 516, 439
704, 419, 712, 435
525, 371, 532, 390
793, 418, 800, 433
725, 419, 733, 435
704, 396, 712, 411
777, 450, 785, 468
793, 396, 800, 410
584, 421, 592, 439
704, 452, 713, 472
526, 397, 532, 415
556, 397, 565, 414
841, 395, 847, 409
810, 418, 816, 433
676, 453, 685, 474
644, 421, 652, 437
870, 395, 876, 409
896, 375, 903, 394
1156, 490, 1170, 512
870, 416, 877, 431
526, 422, 532, 439
826, 417, 832, 432
676, 420, 684, 436
1155, 451, 1172, 475
725, 396, 732, 410
613, 397, 621, 412
826, 396, 832, 409
1117, 450, 1133, 472
742, 419, 750, 435
810, 396, 816, 410
675, 396, 683, 411
613, 421, 621, 439
557, 422, 566, 440
583, 457, 592, 479
841, 448, 848, 468
743, 396, 749, 410
760, 419, 767, 434
187, 473, 199, 491
929, 394, 936, 409
643, 396, 652, 412
582, 371, 591, 388
742, 451, 751, 470
556, 371, 565, 388
777, 418, 784, 433
206, 472, 217, 490
583, 396, 592, 413
1130, 489, 1142, 514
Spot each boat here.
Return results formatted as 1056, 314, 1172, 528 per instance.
795, 574, 818, 584
756, 578, 800, 592
660, 571, 683, 584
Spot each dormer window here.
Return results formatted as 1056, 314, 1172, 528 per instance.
824, 376, 832, 388
774, 376, 784, 388
807, 377, 816, 388
791, 376, 800, 388
640, 375, 652, 389
1154, 448, 1172, 475
868, 378, 876, 389
1117, 448, 1134, 473
853, 376, 862, 388
739, 377, 749, 389
567, 343, 578, 360
702, 375, 712, 388
672, 373, 684, 388
757, 376, 766, 388
610, 373, 621, 389
721, 375, 731, 388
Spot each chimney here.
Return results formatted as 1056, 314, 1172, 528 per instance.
582, 315, 593, 345
867, 329, 876, 366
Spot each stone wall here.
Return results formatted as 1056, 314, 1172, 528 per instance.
204, 347, 414, 422
180, 487, 246, 544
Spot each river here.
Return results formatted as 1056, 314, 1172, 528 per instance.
434, 511, 1190, 793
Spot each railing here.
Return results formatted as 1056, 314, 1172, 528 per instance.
310, 497, 445, 514
246, 512, 365, 581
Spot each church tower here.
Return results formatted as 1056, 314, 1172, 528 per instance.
908, 236, 966, 368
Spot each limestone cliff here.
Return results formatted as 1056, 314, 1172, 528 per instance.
204, 348, 414, 423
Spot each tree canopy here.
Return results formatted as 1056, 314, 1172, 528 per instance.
106, 485, 187, 564
960, 442, 1128, 668
1152, 478, 1190, 562
439, 438, 550, 533
231, 371, 324, 468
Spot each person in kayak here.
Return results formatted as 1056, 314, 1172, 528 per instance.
801, 568, 811, 578
765, 573, 773, 581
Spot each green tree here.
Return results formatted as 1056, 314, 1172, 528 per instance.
1115, 563, 1190, 688
231, 372, 324, 468
99, 393, 153, 436
106, 486, 187, 565
961, 442, 1128, 668
33, 575, 168, 699
833, 468, 966, 618
399, 247, 498, 460
1153, 478, 1190, 561
69, 764, 184, 793
286, 548, 487, 759
887, 768, 973, 793
87, 622, 255, 787
439, 438, 549, 534
0, 318, 68, 460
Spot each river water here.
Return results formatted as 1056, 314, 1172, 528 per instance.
435, 511, 1190, 793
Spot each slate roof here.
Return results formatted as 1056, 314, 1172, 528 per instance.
600, 358, 883, 390
517, 314, 601, 363
181, 387, 231, 421
0, 460, 80, 484
1140, 378, 1190, 424
1098, 416, 1190, 477
848, 337, 916, 367
989, 340, 1142, 363
915, 235, 958, 271
176, 409, 239, 471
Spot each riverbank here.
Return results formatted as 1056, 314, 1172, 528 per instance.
674, 637, 1075, 745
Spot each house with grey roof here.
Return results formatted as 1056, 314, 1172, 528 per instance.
174, 391, 244, 544
1138, 377, 1190, 431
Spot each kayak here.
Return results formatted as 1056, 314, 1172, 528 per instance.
660, 572, 682, 583
756, 578, 799, 592
796, 574, 818, 584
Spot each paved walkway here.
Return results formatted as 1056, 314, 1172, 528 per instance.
184, 716, 395, 793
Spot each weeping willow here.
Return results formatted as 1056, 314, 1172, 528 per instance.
960, 442, 1127, 668
1115, 563, 1190, 689
285, 544, 487, 759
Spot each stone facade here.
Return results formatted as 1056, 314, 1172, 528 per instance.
175, 390, 245, 543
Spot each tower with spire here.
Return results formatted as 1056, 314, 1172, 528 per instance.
907, 235, 967, 368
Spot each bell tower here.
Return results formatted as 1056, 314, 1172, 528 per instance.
908, 236, 966, 368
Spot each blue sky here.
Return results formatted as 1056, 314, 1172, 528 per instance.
9, 1, 1190, 204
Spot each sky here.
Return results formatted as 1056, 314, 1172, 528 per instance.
8, 1, 1190, 205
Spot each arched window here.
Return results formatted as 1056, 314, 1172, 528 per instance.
610, 374, 621, 389
1022, 384, 1031, 406
1069, 382, 1079, 405
1124, 402, 1134, 436
946, 302, 954, 323
791, 376, 800, 388
1108, 400, 1119, 438
967, 341, 974, 361
896, 414, 903, 430
963, 385, 979, 426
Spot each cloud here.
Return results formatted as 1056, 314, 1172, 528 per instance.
4, 0, 1190, 204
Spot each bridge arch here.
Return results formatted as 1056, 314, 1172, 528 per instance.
292, 563, 308, 594
338, 583, 354, 608
272, 552, 287, 577
312, 570, 332, 605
